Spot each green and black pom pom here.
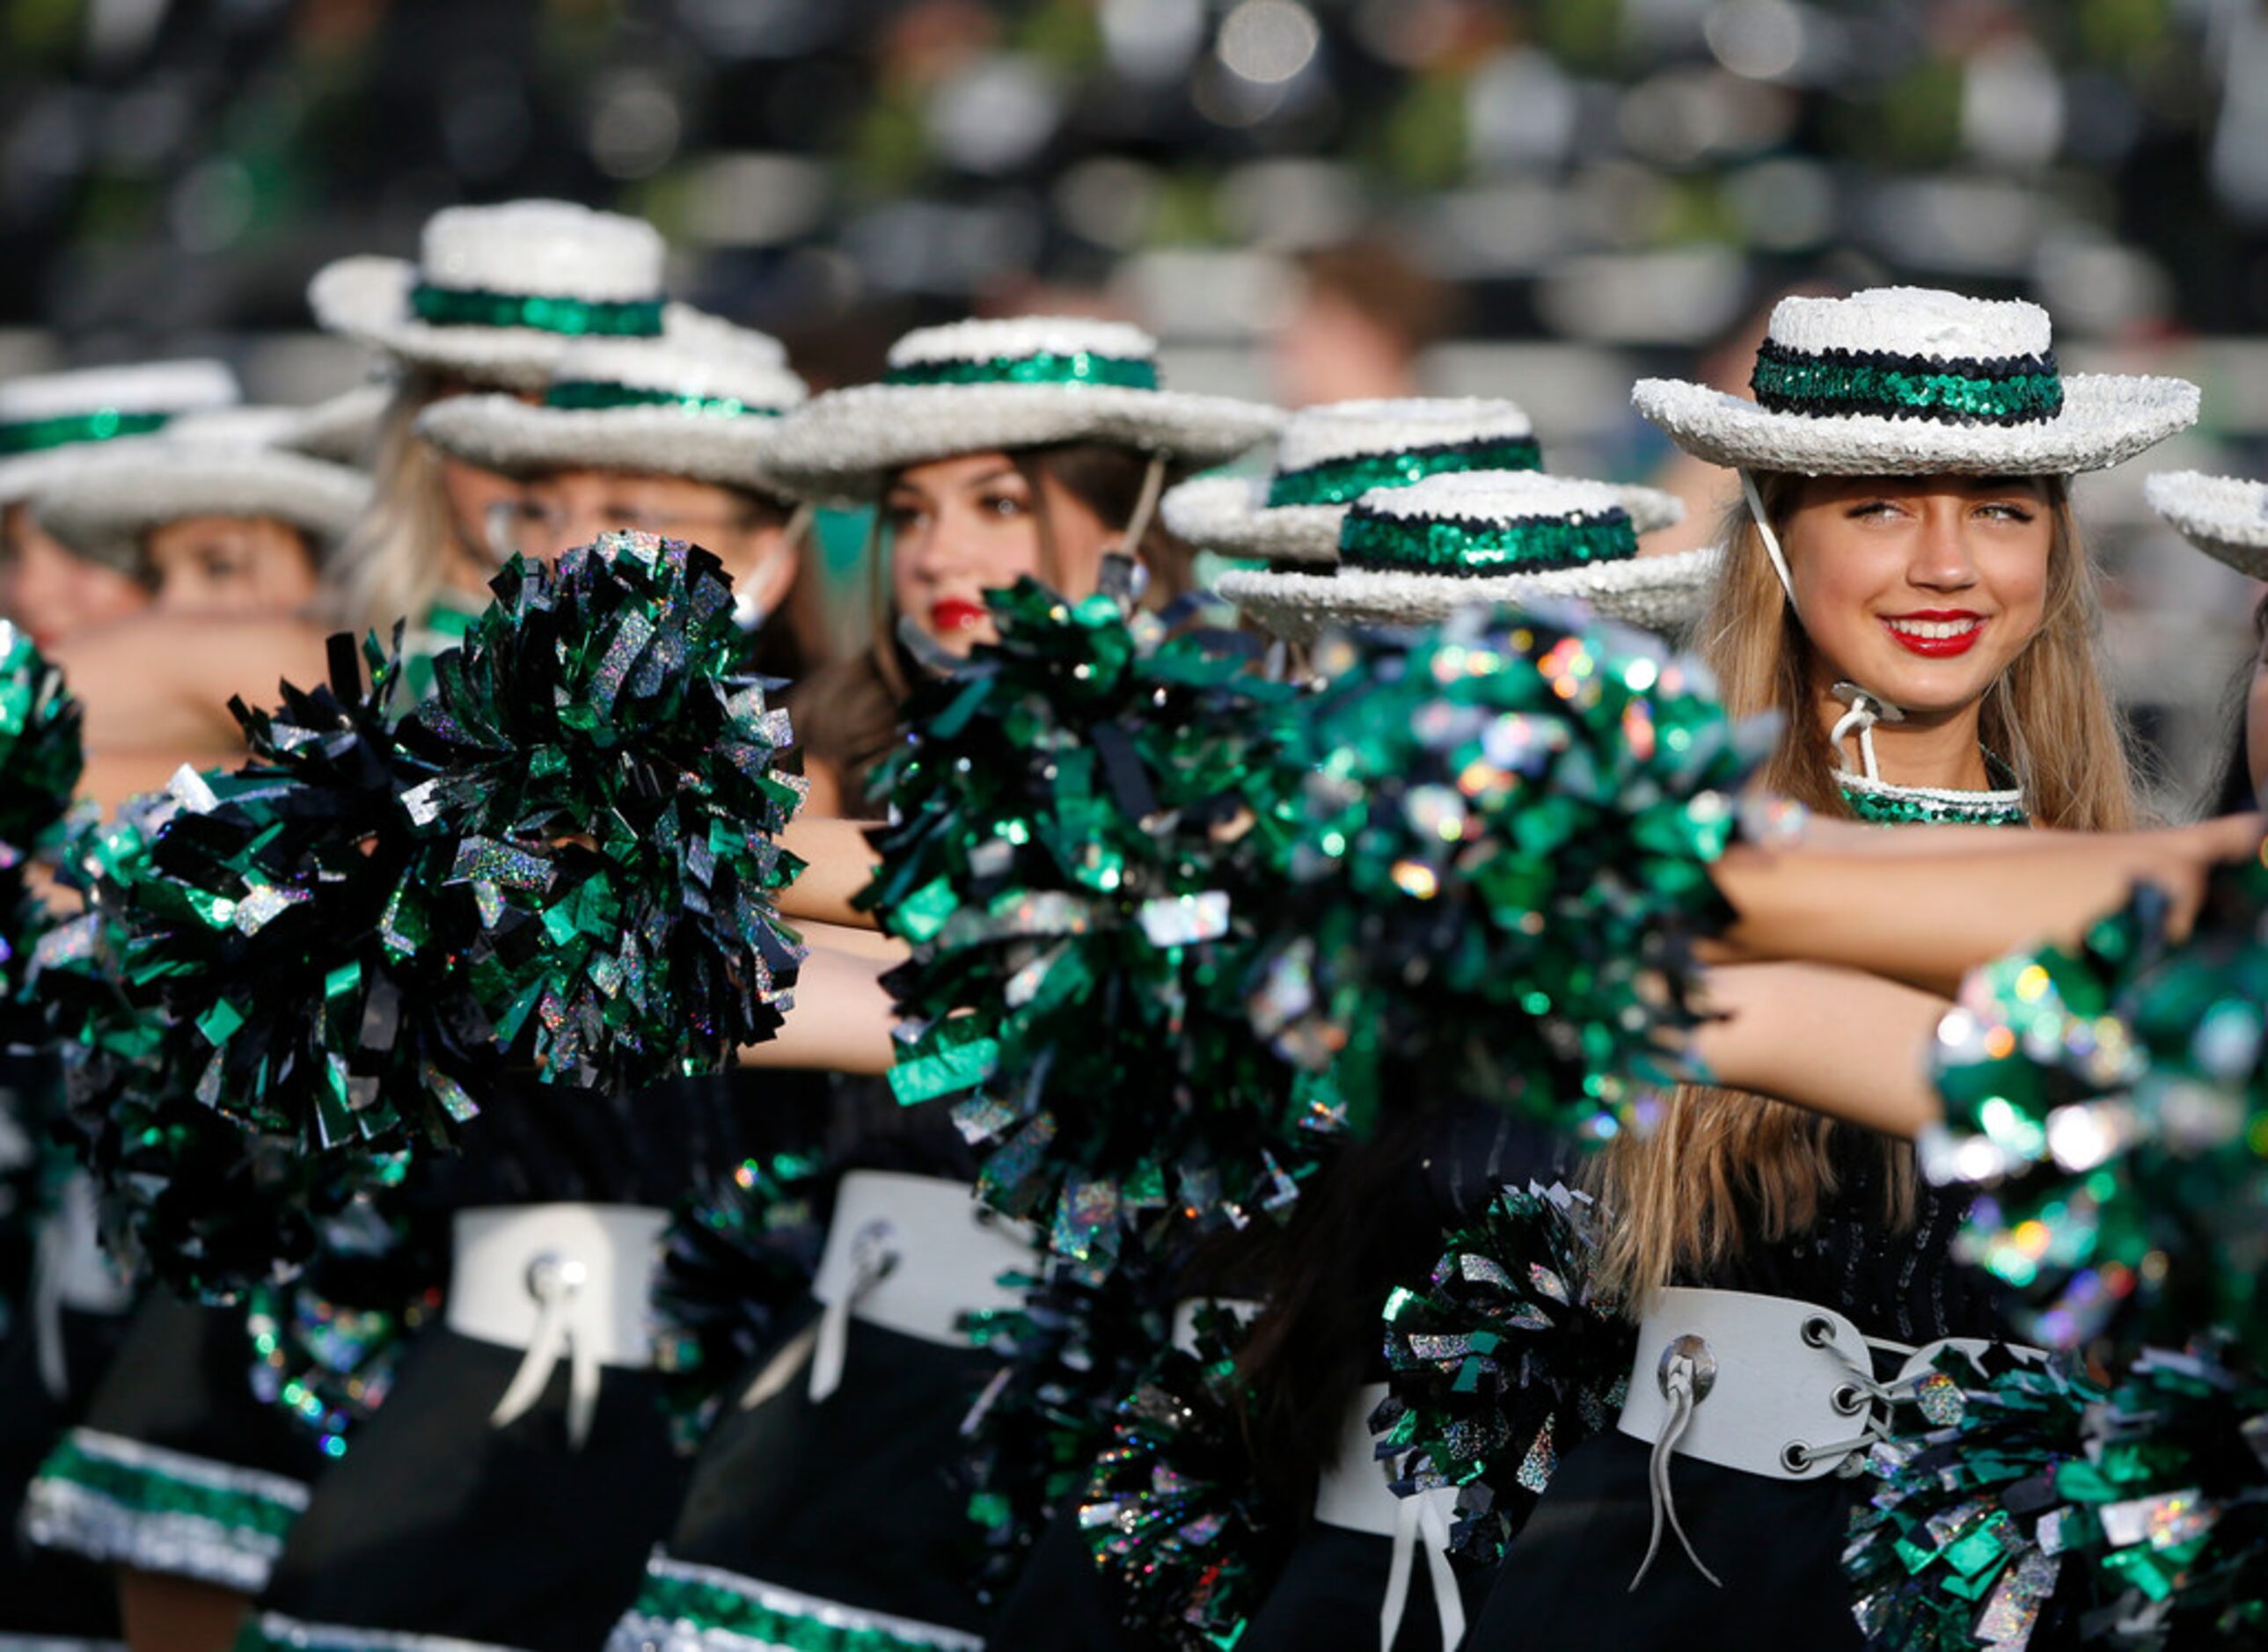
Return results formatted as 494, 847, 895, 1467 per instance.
394, 531, 806, 1095
960, 1251, 1174, 1604
1079, 1302, 1282, 1650
1376, 1181, 1628, 1566
862, 573, 1324, 1281
1926, 858, 2268, 1363
1252, 602, 1760, 1144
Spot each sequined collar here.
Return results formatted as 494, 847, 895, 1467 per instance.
1838, 765, 2029, 828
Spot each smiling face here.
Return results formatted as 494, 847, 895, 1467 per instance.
144, 514, 321, 616
885, 451, 1119, 656
1781, 474, 2056, 720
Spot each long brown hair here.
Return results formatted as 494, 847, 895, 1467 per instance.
1591, 470, 2140, 1306
790, 441, 1196, 816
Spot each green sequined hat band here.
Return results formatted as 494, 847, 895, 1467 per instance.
542, 380, 783, 417
1264, 435, 1544, 508
408, 282, 666, 338
1338, 508, 1637, 578
0, 407, 172, 456
882, 351, 1160, 391
1751, 339, 2064, 427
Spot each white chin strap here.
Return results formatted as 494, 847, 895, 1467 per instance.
1739, 470, 1798, 613
1127, 452, 1168, 550
1829, 683, 1906, 784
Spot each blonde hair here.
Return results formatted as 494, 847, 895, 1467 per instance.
324, 370, 464, 640
1591, 470, 2139, 1305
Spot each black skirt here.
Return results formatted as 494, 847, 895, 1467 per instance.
0, 1303, 132, 1639
23, 1290, 331, 1595
250, 1327, 687, 1651
1242, 1522, 1493, 1652
1466, 1429, 1865, 1648
611, 1319, 993, 1648
982, 1508, 1146, 1650
986, 1509, 1490, 1652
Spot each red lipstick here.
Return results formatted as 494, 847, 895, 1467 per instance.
930, 597, 987, 633
1880, 610, 1985, 659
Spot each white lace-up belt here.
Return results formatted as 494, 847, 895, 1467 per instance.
803, 1171, 1035, 1404
1615, 1287, 2023, 1590
1318, 1382, 1465, 1652
446, 1202, 669, 1451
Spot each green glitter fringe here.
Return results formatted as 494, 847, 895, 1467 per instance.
614, 1561, 984, 1650
28, 1429, 306, 1573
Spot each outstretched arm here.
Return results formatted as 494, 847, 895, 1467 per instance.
1708, 815, 2263, 994
779, 815, 885, 929
55, 612, 333, 804
739, 941, 896, 1075
1690, 961, 1949, 1138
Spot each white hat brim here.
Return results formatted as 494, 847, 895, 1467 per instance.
417, 397, 799, 498
309, 257, 707, 392
0, 449, 114, 511
2146, 470, 2268, 580
1165, 471, 1687, 565
1633, 373, 2198, 478
1218, 544, 1723, 643
764, 383, 1282, 506
33, 451, 370, 574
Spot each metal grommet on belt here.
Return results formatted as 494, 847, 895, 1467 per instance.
1657, 1334, 1717, 1403
525, 1250, 588, 1299
1800, 1314, 1835, 1349
1781, 1442, 1811, 1473
1832, 1382, 1865, 1415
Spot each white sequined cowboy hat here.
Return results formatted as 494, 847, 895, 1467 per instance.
309, 200, 706, 391
1633, 286, 2198, 479
32, 406, 371, 576
763, 317, 1281, 507
2143, 471, 2268, 581
1219, 471, 1720, 644
1163, 397, 1683, 567
0, 359, 239, 508
416, 314, 806, 498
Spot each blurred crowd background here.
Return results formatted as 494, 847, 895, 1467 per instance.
4, 0, 2266, 809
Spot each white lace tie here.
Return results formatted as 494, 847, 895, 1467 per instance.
1632, 1343, 1721, 1591
488, 1251, 604, 1449
1380, 1485, 1468, 1649
808, 1220, 898, 1403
